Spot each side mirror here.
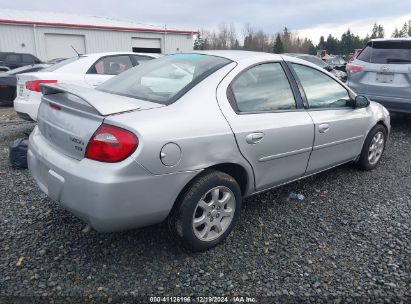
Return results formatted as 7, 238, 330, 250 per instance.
354, 95, 370, 108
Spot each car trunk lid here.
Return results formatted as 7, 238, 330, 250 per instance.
37, 83, 163, 160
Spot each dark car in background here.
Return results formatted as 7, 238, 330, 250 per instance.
0, 64, 49, 106
0, 52, 42, 71
286, 53, 347, 82
347, 38, 411, 114
325, 55, 347, 71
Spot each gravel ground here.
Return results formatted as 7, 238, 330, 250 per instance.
0, 106, 410, 303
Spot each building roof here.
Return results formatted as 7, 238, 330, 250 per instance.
0, 8, 195, 35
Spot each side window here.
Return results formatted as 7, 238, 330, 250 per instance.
230, 63, 296, 112
22, 54, 35, 64
88, 55, 133, 75
291, 64, 351, 109
133, 55, 153, 65
5, 54, 20, 62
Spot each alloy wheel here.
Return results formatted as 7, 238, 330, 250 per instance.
192, 186, 236, 242
368, 131, 385, 165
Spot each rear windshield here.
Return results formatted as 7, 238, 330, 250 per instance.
357, 41, 411, 64
98, 54, 232, 105
43, 56, 86, 72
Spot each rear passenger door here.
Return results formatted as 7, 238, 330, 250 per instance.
289, 63, 370, 174
84, 55, 134, 87
221, 62, 314, 191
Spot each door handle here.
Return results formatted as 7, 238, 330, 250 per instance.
245, 132, 265, 144
318, 123, 330, 133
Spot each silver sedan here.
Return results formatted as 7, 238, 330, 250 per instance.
28, 51, 390, 251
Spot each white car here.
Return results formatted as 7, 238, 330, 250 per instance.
14, 52, 159, 121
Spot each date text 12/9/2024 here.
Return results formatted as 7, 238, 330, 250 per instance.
149, 296, 257, 303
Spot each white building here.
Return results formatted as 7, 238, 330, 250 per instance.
0, 9, 195, 61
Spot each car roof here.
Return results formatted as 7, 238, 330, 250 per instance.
368, 37, 411, 42
81, 52, 159, 58
283, 53, 320, 58
169, 50, 329, 72
188, 50, 283, 62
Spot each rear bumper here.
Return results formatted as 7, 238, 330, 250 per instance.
14, 94, 41, 121
28, 126, 199, 232
366, 95, 411, 114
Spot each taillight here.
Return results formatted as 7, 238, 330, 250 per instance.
346, 64, 363, 73
25, 80, 57, 92
85, 124, 138, 163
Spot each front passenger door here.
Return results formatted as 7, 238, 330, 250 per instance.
290, 63, 370, 174
222, 62, 314, 191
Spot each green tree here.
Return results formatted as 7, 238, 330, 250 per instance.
194, 31, 204, 50
317, 36, 326, 51
273, 33, 284, 53
370, 23, 384, 38
325, 34, 338, 54
392, 28, 401, 38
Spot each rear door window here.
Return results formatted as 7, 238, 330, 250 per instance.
5, 54, 21, 63
357, 41, 411, 64
88, 55, 133, 75
230, 63, 296, 112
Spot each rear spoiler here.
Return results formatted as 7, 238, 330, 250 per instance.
41, 83, 140, 116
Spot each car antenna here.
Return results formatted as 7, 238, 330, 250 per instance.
71, 45, 81, 57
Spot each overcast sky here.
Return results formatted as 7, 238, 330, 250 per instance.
1, 0, 410, 43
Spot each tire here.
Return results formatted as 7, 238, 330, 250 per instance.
169, 170, 242, 252
357, 124, 387, 170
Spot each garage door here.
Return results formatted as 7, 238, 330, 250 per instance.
44, 34, 86, 61
132, 38, 161, 53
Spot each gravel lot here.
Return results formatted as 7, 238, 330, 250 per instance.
0, 106, 410, 303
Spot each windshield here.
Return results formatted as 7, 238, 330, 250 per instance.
43, 56, 86, 72
98, 54, 232, 105
299, 56, 328, 68
357, 41, 411, 64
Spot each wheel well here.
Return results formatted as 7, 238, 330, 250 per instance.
207, 163, 249, 195
376, 120, 388, 133
170, 163, 249, 216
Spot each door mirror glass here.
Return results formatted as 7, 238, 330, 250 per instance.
354, 95, 370, 108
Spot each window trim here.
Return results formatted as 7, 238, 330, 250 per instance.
226, 61, 305, 115
86, 54, 134, 75
287, 62, 355, 111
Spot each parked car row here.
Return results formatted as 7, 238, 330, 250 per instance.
13, 52, 159, 120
